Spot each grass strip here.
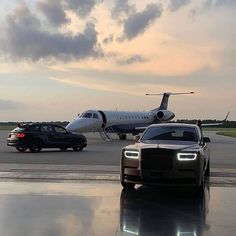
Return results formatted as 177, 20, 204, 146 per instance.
216, 131, 236, 138
0, 126, 16, 131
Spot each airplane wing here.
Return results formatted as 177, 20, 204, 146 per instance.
135, 126, 149, 132
201, 112, 230, 127
201, 123, 224, 127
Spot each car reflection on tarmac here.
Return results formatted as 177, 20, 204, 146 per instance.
119, 185, 210, 236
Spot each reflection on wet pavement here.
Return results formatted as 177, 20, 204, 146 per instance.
0, 181, 236, 236
118, 186, 209, 236
0, 182, 121, 236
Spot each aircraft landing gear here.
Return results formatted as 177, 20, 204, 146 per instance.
118, 134, 127, 140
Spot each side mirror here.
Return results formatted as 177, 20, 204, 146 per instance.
134, 135, 140, 142
203, 137, 211, 143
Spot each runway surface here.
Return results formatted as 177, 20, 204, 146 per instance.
1, 130, 236, 168
1, 130, 236, 185
1, 130, 236, 235
0, 131, 236, 181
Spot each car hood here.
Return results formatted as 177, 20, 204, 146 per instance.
125, 141, 200, 152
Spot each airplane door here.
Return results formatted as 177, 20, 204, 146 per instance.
92, 113, 103, 131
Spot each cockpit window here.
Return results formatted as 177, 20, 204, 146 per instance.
93, 114, 99, 119
82, 113, 92, 118
141, 126, 198, 142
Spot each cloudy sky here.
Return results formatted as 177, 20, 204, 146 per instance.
0, 0, 235, 121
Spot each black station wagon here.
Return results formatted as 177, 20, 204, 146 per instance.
7, 123, 87, 153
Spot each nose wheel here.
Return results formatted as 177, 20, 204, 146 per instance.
118, 134, 127, 140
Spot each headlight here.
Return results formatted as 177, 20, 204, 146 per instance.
177, 153, 197, 161
124, 150, 139, 159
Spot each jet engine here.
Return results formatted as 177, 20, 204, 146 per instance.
156, 110, 175, 121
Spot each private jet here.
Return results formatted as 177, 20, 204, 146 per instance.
66, 92, 194, 140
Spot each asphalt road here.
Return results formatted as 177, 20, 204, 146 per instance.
1, 131, 236, 236
0, 130, 236, 169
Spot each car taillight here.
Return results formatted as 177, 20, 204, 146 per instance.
16, 133, 25, 138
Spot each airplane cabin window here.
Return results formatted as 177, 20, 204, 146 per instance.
83, 113, 92, 118
93, 114, 99, 119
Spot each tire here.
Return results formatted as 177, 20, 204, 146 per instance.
60, 147, 68, 151
72, 141, 84, 151
121, 181, 135, 189
205, 160, 210, 177
196, 174, 205, 193
29, 140, 42, 153
16, 147, 27, 152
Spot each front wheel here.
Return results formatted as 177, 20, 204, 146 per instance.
121, 181, 135, 189
205, 161, 210, 177
119, 134, 127, 140
16, 147, 27, 152
196, 174, 205, 193
72, 141, 84, 151
29, 141, 42, 153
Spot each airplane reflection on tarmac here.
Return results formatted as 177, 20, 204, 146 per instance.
119, 185, 210, 236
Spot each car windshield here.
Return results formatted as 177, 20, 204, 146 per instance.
141, 126, 198, 142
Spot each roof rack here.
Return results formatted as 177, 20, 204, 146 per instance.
17, 123, 29, 128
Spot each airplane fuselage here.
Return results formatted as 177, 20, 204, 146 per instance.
66, 110, 160, 135
66, 92, 193, 139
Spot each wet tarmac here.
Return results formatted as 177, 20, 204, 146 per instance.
0, 181, 236, 236
1, 131, 236, 235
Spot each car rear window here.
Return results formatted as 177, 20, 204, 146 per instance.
12, 125, 41, 132
12, 127, 26, 132
28, 125, 41, 131
141, 126, 198, 142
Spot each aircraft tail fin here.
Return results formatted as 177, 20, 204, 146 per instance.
224, 111, 230, 122
146, 92, 194, 111
200, 111, 230, 127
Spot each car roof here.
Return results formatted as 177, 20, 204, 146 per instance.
148, 123, 198, 128
18, 123, 63, 127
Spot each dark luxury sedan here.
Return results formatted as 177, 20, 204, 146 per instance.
7, 123, 87, 153
120, 123, 210, 190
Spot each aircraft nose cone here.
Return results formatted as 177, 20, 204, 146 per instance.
66, 119, 96, 133
66, 120, 80, 132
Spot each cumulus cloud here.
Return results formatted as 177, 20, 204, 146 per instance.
204, 0, 236, 8
111, 0, 135, 18
0, 99, 27, 110
117, 54, 147, 65
37, 0, 69, 27
0, 4, 101, 61
123, 3, 162, 40
66, 0, 99, 17
191, 0, 236, 18
6, 4, 41, 29
102, 34, 114, 44
169, 0, 191, 12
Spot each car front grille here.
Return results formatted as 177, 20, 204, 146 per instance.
141, 148, 175, 171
